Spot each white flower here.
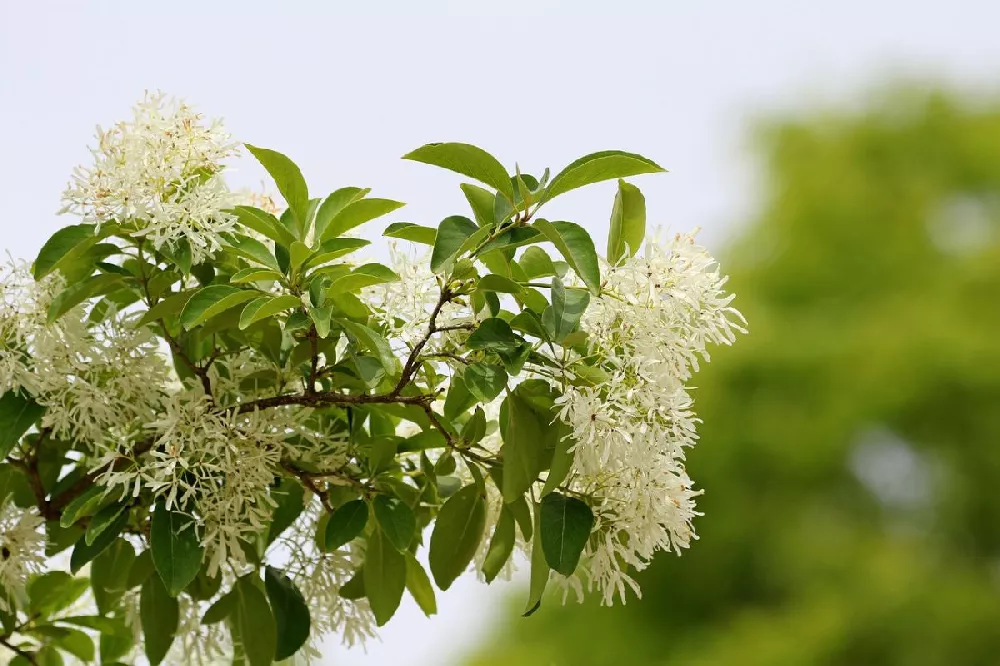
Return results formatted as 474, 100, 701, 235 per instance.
0, 262, 168, 444
60, 91, 241, 263
0, 503, 45, 611
551, 230, 746, 605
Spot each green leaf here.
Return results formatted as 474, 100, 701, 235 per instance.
466, 318, 524, 352
70, 508, 128, 573
324, 499, 369, 551
327, 263, 399, 296
404, 553, 437, 617
523, 502, 550, 616
383, 222, 437, 245
541, 426, 575, 497
444, 374, 477, 421
430, 215, 478, 273
540, 492, 595, 576
125, 549, 155, 589
373, 496, 416, 552
226, 235, 282, 272
201, 590, 235, 624
303, 238, 372, 269
136, 290, 195, 327
239, 294, 301, 330
84, 503, 128, 546
47, 273, 125, 323
500, 394, 547, 503
150, 504, 205, 596
140, 574, 178, 666
289, 241, 312, 273
429, 484, 487, 591
482, 505, 516, 583
364, 529, 407, 626
463, 363, 508, 402
180, 285, 258, 330
321, 198, 406, 241
477, 274, 521, 294
0, 391, 45, 459
541, 276, 590, 343
532, 219, 601, 294
267, 478, 305, 544
28, 572, 88, 617
231, 206, 297, 247
57, 486, 102, 528
460, 183, 496, 226
542, 150, 665, 203
230, 267, 284, 285
338, 320, 396, 373
403, 143, 514, 199
245, 144, 310, 229
479, 227, 541, 255
264, 566, 311, 661
313, 187, 370, 239
519, 246, 557, 279
47, 626, 95, 662
33, 224, 96, 279
232, 575, 278, 666
607, 179, 647, 264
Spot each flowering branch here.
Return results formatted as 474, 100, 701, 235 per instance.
0, 93, 745, 665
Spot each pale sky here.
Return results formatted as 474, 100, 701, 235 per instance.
3, 1, 999, 664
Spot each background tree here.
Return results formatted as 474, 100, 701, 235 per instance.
465, 87, 1000, 666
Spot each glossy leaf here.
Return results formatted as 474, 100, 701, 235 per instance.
373, 496, 416, 552
523, 502, 550, 616
180, 285, 258, 330
460, 182, 496, 226
245, 144, 310, 227
463, 363, 508, 402
0, 391, 45, 459
404, 553, 437, 616
232, 575, 278, 666
33, 224, 96, 279
265, 566, 311, 661
364, 529, 407, 626
151, 504, 205, 596
231, 206, 297, 247
539, 492, 595, 576
383, 222, 437, 245
322, 198, 405, 241
239, 294, 301, 330
532, 219, 601, 294
429, 484, 487, 591
542, 150, 664, 203
500, 394, 547, 503
482, 505, 516, 583
140, 574, 178, 666
403, 143, 514, 199
607, 178, 647, 264
324, 499, 369, 551
430, 215, 478, 272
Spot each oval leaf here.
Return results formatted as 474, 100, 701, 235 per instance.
543, 150, 664, 203
403, 143, 514, 199
140, 574, 178, 666
532, 219, 601, 295
482, 505, 516, 584
180, 285, 258, 330
264, 566, 311, 661
373, 496, 416, 552
430, 215, 478, 273
151, 504, 205, 596
321, 198, 406, 242
232, 575, 278, 666
324, 499, 369, 551
364, 529, 407, 626
539, 491, 595, 576
245, 144, 309, 229
429, 484, 487, 591
404, 553, 437, 617
607, 179, 647, 264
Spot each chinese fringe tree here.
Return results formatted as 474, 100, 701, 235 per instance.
0, 94, 745, 665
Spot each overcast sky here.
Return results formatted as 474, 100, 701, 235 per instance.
3, 1, 999, 664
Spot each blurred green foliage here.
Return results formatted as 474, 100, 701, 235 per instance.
466, 88, 1000, 666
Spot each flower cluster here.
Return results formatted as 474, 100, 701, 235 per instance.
0, 503, 45, 611
60, 91, 241, 263
554, 231, 747, 604
0, 262, 168, 444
